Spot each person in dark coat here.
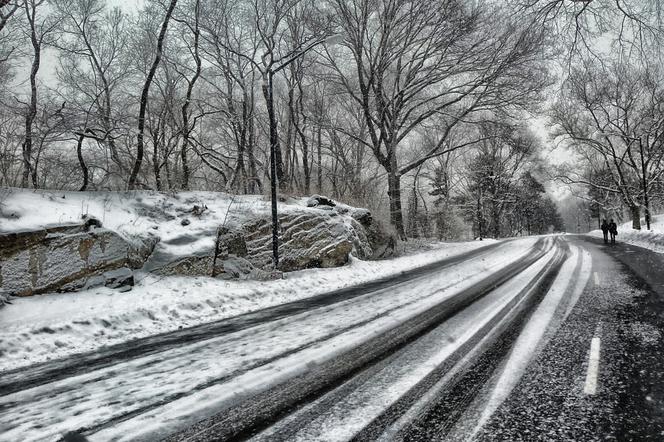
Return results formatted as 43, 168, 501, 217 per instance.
609, 219, 618, 244
601, 219, 609, 244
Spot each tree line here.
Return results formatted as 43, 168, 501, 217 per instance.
2, 0, 658, 237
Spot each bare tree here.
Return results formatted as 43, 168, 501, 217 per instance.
522, 0, 663, 57
171, 0, 202, 190
128, 0, 179, 190
326, 0, 548, 238
200, 0, 262, 193
552, 58, 664, 229
208, 0, 334, 266
20, 0, 57, 188
0, 0, 21, 80
471, 122, 538, 238
51, 0, 132, 187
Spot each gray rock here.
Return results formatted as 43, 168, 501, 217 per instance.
151, 254, 215, 277
216, 256, 256, 280
238, 212, 365, 272
83, 275, 106, 290
306, 194, 336, 208
0, 225, 132, 297
103, 267, 134, 289
0, 291, 11, 306
81, 215, 103, 230
351, 208, 373, 226
365, 218, 397, 259
334, 205, 350, 215
216, 227, 248, 259
127, 234, 159, 269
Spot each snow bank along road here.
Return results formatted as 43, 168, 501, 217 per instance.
2, 235, 663, 441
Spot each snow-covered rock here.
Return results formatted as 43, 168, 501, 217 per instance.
306, 194, 336, 208
0, 189, 396, 298
0, 224, 133, 297
234, 212, 370, 272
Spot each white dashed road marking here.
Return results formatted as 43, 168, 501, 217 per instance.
584, 323, 602, 395
594, 272, 600, 286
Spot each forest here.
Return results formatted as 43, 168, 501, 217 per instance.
1, 0, 662, 239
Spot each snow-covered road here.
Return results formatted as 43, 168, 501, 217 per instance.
249, 244, 564, 442
0, 237, 552, 442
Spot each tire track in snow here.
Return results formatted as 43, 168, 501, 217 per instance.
150, 242, 551, 442
464, 243, 592, 439
248, 246, 565, 442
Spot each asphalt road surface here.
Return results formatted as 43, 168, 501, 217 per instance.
2, 235, 663, 442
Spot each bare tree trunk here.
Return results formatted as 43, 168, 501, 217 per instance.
180, 0, 201, 191
152, 132, 162, 191
76, 133, 89, 191
262, 72, 280, 267
630, 205, 641, 230
247, 113, 261, 194
316, 122, 322, 192
639, 140, 651, 230
386, 172, 405, 240
293, 83, 310, 194
22, 1, 42, 188
477, 192, 484, 240
491, 200, 500, 238
275, 129, 286, 192
128, 0, 178, 190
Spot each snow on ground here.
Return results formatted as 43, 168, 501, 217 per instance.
1, 188, 291, 256
0, 238, 539, 442
0, 232, 496, 373
587, 214, 664, 253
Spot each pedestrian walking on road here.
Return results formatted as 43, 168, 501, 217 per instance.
609, 219, 618, 244
601, 219, 609, 244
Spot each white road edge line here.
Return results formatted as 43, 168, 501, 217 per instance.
593, 271, 600, 286
584, 329, 601, 395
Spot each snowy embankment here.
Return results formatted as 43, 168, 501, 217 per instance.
0, 230, 495, 372
587, 214, 664, 253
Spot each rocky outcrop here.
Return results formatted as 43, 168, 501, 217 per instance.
147, 227, 272, 280
350, 208, 396, 259
149, 253, 217, 277
215, 210, 373, 272
0, 224, 138, 297
0, 194, 395, 301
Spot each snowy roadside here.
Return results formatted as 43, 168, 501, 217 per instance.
0, 238, 497, 372
586, 214, 664, 253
